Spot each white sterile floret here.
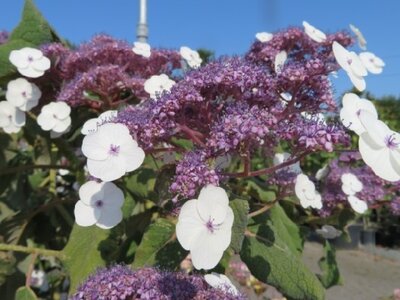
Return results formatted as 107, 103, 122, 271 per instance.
9, 47, 50, 78
332, 41, 367, 91
301, 112, 326, 125
37, 102, 71, 134
255, 32, 273, 43
359, 52, 385, 74
82, 123, 145, 182
81, 110, 118, 135
0, 101, 25, 133
204, 273, 239, 296
349, 24, 367, 50
274, 50, 287, 74
280, 92, 292, 102
315, 165, 329, 181
273, 152, 302, 174
340, 93, 378, 135
302, 21, 326, 43
348, 195, 368, 214
6, 78, 41, 111
74, 181, 124, 229
316, 225, 341, 239
295, 174, 323, 209
180, 46, 202, 69
176, 185, 234, 270
30, 269, 49, 291
132, 41, 151, 58
358, 111, 400, 181
341, 173, 363, 196
144, 74, 176, 99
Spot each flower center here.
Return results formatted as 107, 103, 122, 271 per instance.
356, 109, 361, 116
108, 144, 120, 156
205, 218, 219, 234
385, 134, 399, 149
347, 58, 352, 65
27, 56, 34, 62
21, 91, 27, 98
95, 200, 104, 208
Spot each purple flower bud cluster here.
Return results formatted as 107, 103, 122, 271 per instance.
170, 150, 220, 198
41, 35, 181, 108
72, 265, 246, 300
0, 30, 8, 45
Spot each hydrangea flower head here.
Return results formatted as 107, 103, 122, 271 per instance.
9, 47, 50, 78
176, 185, 234, 270
6, 78, 41, 111
74, 180, 124, 229
37, 102, 71, 134
0, 101, 25, 133
81, 123, 145, 181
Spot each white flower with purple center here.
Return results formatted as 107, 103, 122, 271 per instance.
255, 32, 273, 43
74, 181, 124, 229
358, 111, 400, 181
37, 102, 71, 134
359, 52, 385, 74
273, 152, 302, 174
302, 21, 326, 43
132, 41, 151, 58
176, 185, 234, 270
347, 195, 368, 214
295, 174, 322, 209
82, 123, 145, 182
340, 93, 378, 135
0, 101, 25, 134
6, 78, 41, 111
81, 110, 118, 135
144, 74, 176, 99
350, 24, 367, 50
341, 173, 363, 196
9, 47, 50, 78
180, 46, 202, 69
204, 273, 239, 296
274, 50, 287, 74
332, 41, 367, 91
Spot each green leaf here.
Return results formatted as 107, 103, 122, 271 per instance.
132, 218, 187, 270
154, 165, 176, 205
10, 0, 60, 45
229, 198, 249, 253
240, 204, 325, 300
62, 225, 109, 292
15, 286, 37, 300
124, 168, 156, 201
317, 240, 342, 289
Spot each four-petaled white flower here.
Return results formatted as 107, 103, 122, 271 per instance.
349, 24, 367, 50
144, 74, 176, 99
295, 174, 323, 209
132, 42, 151, 58
204, 273, 239, 296
82, 123, 145, 182
274, 50, 287, 74
37, 102, 71, 134
332, 41, 367, 91
255, 32, 273, 43
6, 78, 41, 111
316, 225, 341, 239
74, 181, 124, 229
81, 110, 118, 135
176, 185, 234, 270
340, 93, 378, 135
30, 269, 49, 291
180, 46, 202, 69
341, 173, 363, 196
348, 195, 368, 214
273, 152, 302, 174
358, 111, 400, 181
302, 21, 326, 43
359, 52, 385, 74
280, 92, 292, 102
9, 47, 50, 78
0, 101, 25, 133
315, 165, 329, 181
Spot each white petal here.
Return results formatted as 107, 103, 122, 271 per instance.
18, 65, 45, 78
347, 71, 366, 92
204, 273, 238, 296
348, 196, 368, 214
37, 112, 56, 131
52, 117, 71, 133
350, 24, 367, 50
255, 32, 273, 43
9, 50, 29, 69
303, 21, 326, 43
274, 51, 287, 73
96, 207, 123, 229
176, 200, 205, 250
359, 111, 390, 148
349, 52, 367, 77
101, 182, 124, 207
87, 156, 127, 182
78, 181, 104, 205
74, 201, 100, 227
81, 131, 110, 160
32, 56, 51, 71
53, 102, 71, 119
197, 185, 229, 224
81, 118, 99, 135
332, 42, 352, 73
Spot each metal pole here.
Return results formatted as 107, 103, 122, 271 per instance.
136, 0, 148, 42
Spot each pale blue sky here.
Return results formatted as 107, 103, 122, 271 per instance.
3, 0, 400, 98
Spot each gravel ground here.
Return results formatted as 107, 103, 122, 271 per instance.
302, 242, 400, 300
